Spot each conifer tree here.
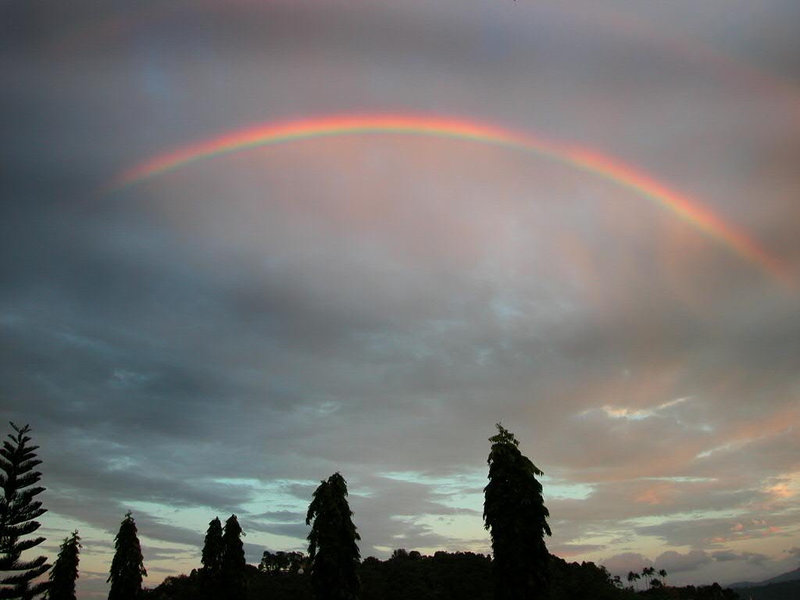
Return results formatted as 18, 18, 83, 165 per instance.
221, 515, 246, 600
306, 472, 360, 600
0, 422, 50, 600
107, 512, 146, 600
199, 517, 223, 599
47, 531, 81, 600
483, 424, 551, 600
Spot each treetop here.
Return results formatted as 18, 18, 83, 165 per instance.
489, 423, 519, 447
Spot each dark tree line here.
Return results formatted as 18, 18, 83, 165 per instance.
1, 422, 745, 600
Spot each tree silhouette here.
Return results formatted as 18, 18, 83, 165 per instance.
199, 517, 223, 599
642, 566, 655, 587
260, 551, 305, 574
0, 422, 50, 599
47, 530, 81, 600
221, 515, 246, 600
107, 512, 146, 600
306, 472, 361, 600
627, 571, 640, 591
483, 424, 551, 600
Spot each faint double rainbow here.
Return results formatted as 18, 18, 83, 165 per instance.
109, 113, 792, 286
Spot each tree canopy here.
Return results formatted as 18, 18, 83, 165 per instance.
221, 515, 246, 600
306, 472, 361, 600
107, 512, 147, 600
483, 423, 551, 600
47, 530, 81, 600
199, 517, 223, 600
0, 422, 50, 600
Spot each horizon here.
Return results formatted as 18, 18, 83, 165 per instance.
2, 1, 799, 598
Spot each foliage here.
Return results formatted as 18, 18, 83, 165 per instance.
141, 574, 200, 600
221, 515, 246, 600
483, 423, 551, 600
140, 549, 746, 600
107, 512, 147, 600
306, 472, 361, 600
201, 518, 223, 575
549, 556, 636, 600
47, 531, 81, 600
199, 517, 223, 600
637, 582, 741, 600
0, 422, 50, 600
259, 550, 305, 574
736, 580, 800, 600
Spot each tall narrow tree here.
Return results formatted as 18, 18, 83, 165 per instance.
483, 424, 551, 600
0, 422, 50, 599
47, 531, 81, 600
221, 515, 246, 600
306, 472, 360, 600
199, 517, 223, 599
107, 512, 146, 600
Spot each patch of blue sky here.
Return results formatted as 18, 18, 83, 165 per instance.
639, 476, 718, 483
378, 470, 591, 508
219, 478, 319, 515
103, 455, 139, 472
378, 470, 485, 489
540, 476, 594, 500
490, 296, 524, 322
40, 514, 114, 554
414, 514, 490, 551
55, 330, 117, 354
121, 498, 308, 558
622, 508, 747, 528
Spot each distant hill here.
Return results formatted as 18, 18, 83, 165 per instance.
733, 580, 800, 600
764, 567, 800, 585
729, 566, 800, 589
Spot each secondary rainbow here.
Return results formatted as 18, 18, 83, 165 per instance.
109, 113, 792, 284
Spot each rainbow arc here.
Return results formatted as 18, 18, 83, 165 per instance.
109, 113, 792, 285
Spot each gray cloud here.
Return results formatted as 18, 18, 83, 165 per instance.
655, 550, 713, 574
712, 551, 769, 565
2, 1, 799, 598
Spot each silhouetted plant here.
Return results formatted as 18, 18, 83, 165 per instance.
0, 422, 50, 599
260, 550, 305, 574
47, 530, 81, 600
221, 515, 246, 600
306, 472, 360, 600
199, 517, 223, 600
642, 566, 656, 588
627, 571, 640, 591
483, 423, 551, 600
107, 512, 146, 600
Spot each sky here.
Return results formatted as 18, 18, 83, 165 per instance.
1, 0, 799, 597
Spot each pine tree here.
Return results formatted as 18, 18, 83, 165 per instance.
199, 517, 223, 599
47, 531, 81, 600
483, 424, 551, 600
0, 422, 50, 600
107, 512, 146, 600
306, 472, 360, 600
221, 515, 246, 600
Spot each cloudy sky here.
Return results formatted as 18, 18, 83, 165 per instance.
2, 1, 799, 597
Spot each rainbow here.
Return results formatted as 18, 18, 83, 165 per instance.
109, 113, 792, 285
